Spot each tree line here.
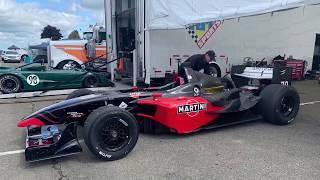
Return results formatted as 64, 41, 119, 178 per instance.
41, 25, 81, 40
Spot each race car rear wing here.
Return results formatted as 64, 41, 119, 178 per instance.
232, 66, 292, 86
272, 66, 292, 85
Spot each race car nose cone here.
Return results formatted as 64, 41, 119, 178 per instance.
17, 117, 45, 127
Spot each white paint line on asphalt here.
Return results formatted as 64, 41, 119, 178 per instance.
0, 149, 24, 157
300, 101, 320, 106
0, 140, 84, 158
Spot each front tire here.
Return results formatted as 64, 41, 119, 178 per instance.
258, 84, 300, 125
84, 106, 139, 161
0, 75, 21, 94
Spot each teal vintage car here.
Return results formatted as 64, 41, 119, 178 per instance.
0, 63, 114, 94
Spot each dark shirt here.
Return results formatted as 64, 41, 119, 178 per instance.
178, 54, 208, 75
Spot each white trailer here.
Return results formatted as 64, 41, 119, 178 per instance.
105, 0, 230, 85
105, 0, 320, 85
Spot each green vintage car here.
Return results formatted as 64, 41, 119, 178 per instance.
0, 63, 114, 94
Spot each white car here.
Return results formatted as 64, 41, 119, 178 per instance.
0, 51, 5, 61
2, 51, 21, 63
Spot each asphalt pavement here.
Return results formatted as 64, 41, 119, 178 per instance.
0, 65, 319, 179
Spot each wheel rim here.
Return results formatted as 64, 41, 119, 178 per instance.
63, 62, 77, 70
280, 96, 295, 117
99, 118, 130, 152
2, 78, 18, 92
87, 77, 98, 87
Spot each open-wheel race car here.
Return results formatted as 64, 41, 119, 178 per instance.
17, 67, 300, 162
0, 59, 114, 94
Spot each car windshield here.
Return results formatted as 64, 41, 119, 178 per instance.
15, 62, 43, 70
84, 32, 93, 40
6, 51, 18, 54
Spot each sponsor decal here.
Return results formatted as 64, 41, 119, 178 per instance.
252, 67, 273, 71
187, 20, 223, 49
119, 102, 128, 109
26, 74, 40, 86
177, 99, 207, 117
67, 112, 85, 118
99, 151, 112, 158
193, 86, 200, 96
129, 92, 141, 99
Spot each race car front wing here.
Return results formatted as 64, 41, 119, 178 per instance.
25, 123, 82, 162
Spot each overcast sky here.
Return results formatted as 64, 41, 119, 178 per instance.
0, 0, 105, 50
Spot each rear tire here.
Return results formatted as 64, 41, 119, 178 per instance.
83, 76, 99, 88
66, 89, 94, 100
205, 64, 221, 78
0, 75, 21, 94
84, 106, 139, 161
258, 84, 300, 125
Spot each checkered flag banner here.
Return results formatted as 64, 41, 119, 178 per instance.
186, 26, 199, 43
186, 20, 223, 49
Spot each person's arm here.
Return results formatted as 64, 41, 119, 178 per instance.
178, 61, 191, 76
203, 64, 210, 74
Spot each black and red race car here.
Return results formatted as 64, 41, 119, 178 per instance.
17, 67, 300, 162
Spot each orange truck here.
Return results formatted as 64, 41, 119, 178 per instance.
48, 25, 107, 69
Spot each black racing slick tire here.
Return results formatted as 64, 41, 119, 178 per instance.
66, 89, 94, 100
84, 106, 139, 161
205, 64, 221, 78
258, 84, 300, 125
0, 75, 21, 94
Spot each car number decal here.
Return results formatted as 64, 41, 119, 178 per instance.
27, 74, 40, 86
281, 81, 289, 86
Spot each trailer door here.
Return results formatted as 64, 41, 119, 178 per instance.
135, 0, 146, 83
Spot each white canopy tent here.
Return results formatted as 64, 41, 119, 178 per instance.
147, 0, 320, 29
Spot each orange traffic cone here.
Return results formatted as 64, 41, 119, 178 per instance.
118, 58, 123, 72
